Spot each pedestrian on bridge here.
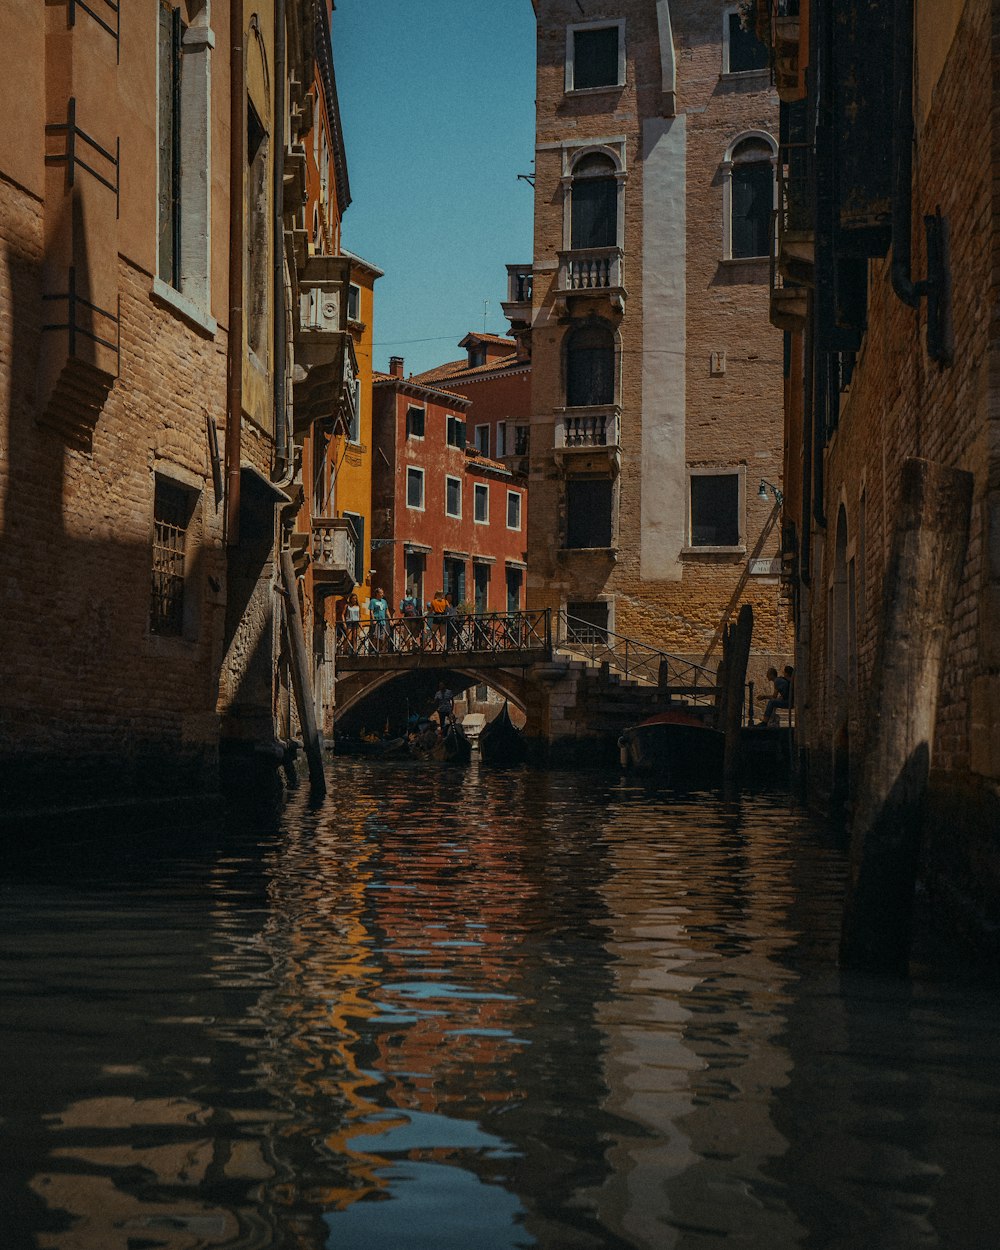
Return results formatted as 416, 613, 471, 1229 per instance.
429, 590, 448, 650
400, 589, 421, 650
369, 588, 389, 652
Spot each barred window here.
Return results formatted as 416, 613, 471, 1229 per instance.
150, 477, 196, 635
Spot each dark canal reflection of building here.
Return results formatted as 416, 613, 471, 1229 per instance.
7, 768, 1000, 1248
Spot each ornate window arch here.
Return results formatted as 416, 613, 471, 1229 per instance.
561, 141, 627, 252
721, 130, 777, 260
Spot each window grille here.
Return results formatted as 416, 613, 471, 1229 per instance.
150, 478, 193, 635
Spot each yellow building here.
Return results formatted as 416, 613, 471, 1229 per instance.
333, 250, 383, 616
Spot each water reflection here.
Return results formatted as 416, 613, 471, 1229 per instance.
2, 764, 999, 1248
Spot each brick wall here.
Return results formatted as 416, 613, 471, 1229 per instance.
0, 173, 232, 807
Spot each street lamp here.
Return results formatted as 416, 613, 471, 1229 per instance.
758, 478, 784, 507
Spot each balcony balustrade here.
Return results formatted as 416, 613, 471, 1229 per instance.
310, 516, 358, 594
501, 264, 533, 327
554, 407, 620, 450
554, 247, 625, 314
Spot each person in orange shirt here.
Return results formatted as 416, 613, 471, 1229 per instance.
429, 589, 448, 650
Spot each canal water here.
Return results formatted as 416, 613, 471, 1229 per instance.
3, 762, 999, 1249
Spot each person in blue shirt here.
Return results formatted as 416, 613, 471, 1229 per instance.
368, 588, 389, 651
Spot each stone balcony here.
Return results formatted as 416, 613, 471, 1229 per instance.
292, 255, 357, 436
554, 247, 626, 314
553, 406, 621, 472
310, 516, 358, 595
501, 264, 533, 327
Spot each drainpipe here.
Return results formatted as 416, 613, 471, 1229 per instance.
225, 0, 245, 546
272, 0, 289, 484
891, 0, 922, 309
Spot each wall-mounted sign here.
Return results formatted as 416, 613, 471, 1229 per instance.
748, 557, 782, 576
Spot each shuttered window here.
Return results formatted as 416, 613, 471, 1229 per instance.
571, 154, 618, 250
566, 479, 613, 549
566, 323, 615, 408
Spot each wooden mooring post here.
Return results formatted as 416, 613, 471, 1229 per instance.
840, 458, 972, 974
721, 603, 753, 794
279, 550, 327, 798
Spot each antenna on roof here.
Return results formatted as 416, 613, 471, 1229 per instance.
483, 299, 489, 333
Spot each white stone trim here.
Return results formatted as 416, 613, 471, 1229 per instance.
151, 276, 218, 337
561, 140, 628, 253
721, 130, 778, 260
564, 18, 626, 93
445, 474, 463, 519
640, 116, 687, 581
405, 464, 425, 511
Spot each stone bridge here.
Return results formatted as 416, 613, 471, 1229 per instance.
334, 610, 718, 765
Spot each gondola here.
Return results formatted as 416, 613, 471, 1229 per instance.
408, 721, 472, 765
478, 701, 528, 767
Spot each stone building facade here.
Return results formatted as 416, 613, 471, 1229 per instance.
0, 0, 351, 819
759, 0, 1000, 942
524, 0, 791, 683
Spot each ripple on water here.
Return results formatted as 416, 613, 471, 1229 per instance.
2, 763, 999, 1249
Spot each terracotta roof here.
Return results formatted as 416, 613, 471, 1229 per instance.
372, 372, 470, 403
459, 332, 516, 347
411, 352, 525, 385
465, 452, 513, 474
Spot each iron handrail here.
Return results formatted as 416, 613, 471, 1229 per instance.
335, 608, 551, 661
555, 612, 716, 693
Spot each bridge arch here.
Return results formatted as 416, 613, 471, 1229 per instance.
334, 666, 533, 724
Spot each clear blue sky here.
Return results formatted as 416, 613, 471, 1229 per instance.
332, 1, 537, 376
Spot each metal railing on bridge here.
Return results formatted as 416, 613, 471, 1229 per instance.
556, 612, 718, 703
335, 608, 552, 668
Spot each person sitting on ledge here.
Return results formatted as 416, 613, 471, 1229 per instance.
756, 667, 790, 727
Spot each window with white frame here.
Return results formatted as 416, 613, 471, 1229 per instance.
406, 466, 424, 510
446, 476, 462, 518
405, 405, 425, 438
506, 490, 522, 531
347, 283, 361, 322
474, 482, 489, 524
565, 20, 625, 92
474, 425, 490, 456
688, 470, 742, 548
723, 8, 769, 74
446, 415, 467, 449
495, 422, 507, 457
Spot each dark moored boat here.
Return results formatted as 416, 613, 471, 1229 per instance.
619, 708, 724, 787
478, 702, 527, 767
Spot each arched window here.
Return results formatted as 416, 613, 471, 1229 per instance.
729, 137, 774, 258
566, 322, 614, 407
571, 153, 617, 250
